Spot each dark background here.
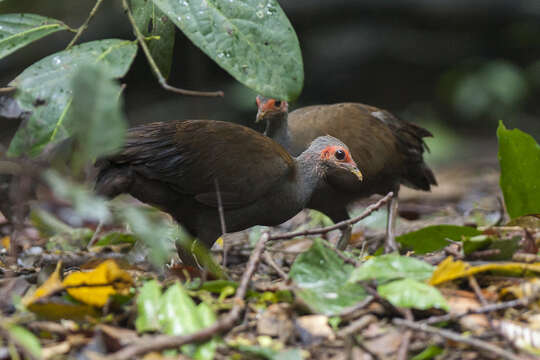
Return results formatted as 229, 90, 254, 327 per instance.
1, 0, 540, 165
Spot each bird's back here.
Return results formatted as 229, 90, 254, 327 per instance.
287, 103, 436, 194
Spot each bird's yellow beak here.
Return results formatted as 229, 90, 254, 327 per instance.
255, 109, 265, 123
351, 167, 363, 181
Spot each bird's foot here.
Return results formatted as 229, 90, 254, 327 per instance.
336, 224, 352, 250
384, 235, 400, 253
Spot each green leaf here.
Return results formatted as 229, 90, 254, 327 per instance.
193, 302, 219, 360
7, 325, 42, 358
69, 64, 127, 171
396, 225, 482, 254
497, 121, 540, 219
132, 0, 175, 78
289, 239, 367, 315
95, 232, 136, 246
348, 254, 434, 284
152, 0, 303, 101
159, 283, 219, 357
0, 13, 70, 60
411, 345, 444, 360
135, 280, 162, 332
378, 278, 449, 311
8, 39, 137, 157
119, 206, 177, 266
44, 170, 111, 223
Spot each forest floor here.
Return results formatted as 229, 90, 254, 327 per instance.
0, 145, 539, 360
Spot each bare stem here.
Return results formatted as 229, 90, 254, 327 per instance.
269, 192, 393, 241
121, 0, 224, 97
66, 0, 106, 49
393, 318, 522, 360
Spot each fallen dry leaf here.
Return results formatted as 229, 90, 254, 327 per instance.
430, 256, 540, 285
23, 261, 63, 306
62, 260, 133, 307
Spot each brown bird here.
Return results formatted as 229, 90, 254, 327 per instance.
95, 120, 362, 267
255, 97, 436, 252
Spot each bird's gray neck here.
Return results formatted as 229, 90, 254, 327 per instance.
293, 151, 324, 206
264, 114, 291, 152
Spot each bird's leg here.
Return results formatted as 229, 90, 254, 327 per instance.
385, 191, 400, 253
337, 224, 353, 250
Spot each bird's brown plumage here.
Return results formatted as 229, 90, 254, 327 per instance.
257, 98, 437, 251
95, 119, 362, 266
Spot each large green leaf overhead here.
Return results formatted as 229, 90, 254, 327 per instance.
132, 0, 175, 78
8, 39, 137, 156
0, 13, 70, 60
152, 0, 303, 101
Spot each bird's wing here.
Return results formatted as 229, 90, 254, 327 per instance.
104, 120, 295, 209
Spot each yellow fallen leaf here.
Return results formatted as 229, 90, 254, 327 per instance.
501, 279, 540, 299
430, 256, 540, 286
216, 236, 224, 247
62, 260, 133, 307
1, 236, 10, 250
23, 262, 64, 306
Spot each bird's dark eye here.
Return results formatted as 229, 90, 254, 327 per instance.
335, 149, 346, 161
274, 100, 281, 107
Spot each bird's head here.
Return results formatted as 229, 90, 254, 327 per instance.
255, 95, 288, 123
310, 136, 363, 181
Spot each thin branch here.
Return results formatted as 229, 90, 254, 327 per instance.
269, 192, 393, 241
397, 309, 413, 360
262, 252, 288, 280
213, 178, 229, 267
87, 220, 103, 249
66, 0, 106, 49
338, 296, 374, 318
121, 0, 224, 97
105, 233, 270, 360
393, 318, 522, 360
337, 314, 376, 338
423, 296, 537, 325
0, 87, 16, 93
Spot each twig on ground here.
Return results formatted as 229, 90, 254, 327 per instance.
423, 296, 537, 325
0, 87, 16, 93
269, 192, 393, 241
468, 275, 519, 352
397, 309, 413, 360
393, 318, 522, 360
468, 249, 501, 259
66, 0, 106, 49
105, 233, 270, 360
321, 240, 360, 266
338, 296, 374, 319
337, 314, 376, 338
262, 252, 288, 280
87, 221, 103, 249
121, 0, 224, 97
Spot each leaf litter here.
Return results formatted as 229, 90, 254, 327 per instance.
0, 128, 539, 359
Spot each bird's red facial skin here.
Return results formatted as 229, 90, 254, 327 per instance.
320, 146, 354, 164
258, 98, 288, 113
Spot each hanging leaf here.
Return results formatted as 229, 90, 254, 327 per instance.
69, 64, 127, 171
497, 121, 540, 219
152, 0, 304, 101
132, 0, 175, 78
289, 239, 367, 315
8, 39, 137, 157
348, 254, 434, 283
377, 278, 449, 311
396, 225, 482, 254
0, 13, 70, 60
6, 325, 42, 359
